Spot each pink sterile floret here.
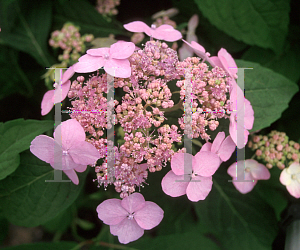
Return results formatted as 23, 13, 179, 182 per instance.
227, 159, 270, 194
97, 192, 164, 244
74, 40, 135, 78
280, 162, 300, 198
30, 119, 100, 185
201, 131, 236, 163
41, 66, 75, 116
229, 84, 254, 149
161, 151, 220, 202
124, 21, 182, 42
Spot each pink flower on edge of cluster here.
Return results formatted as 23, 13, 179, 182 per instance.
41, 66, 75, 116
227, 159, 270, 194
280, 162, 300, 198
74, 41, 135, 78
123, 21, 182, 42
229, 84, 254, 149
201, 132, 236, 163
97, 192, 164, 244
210, 48, 238, 79
161, 151, 220, 202
30, 119, 100, 184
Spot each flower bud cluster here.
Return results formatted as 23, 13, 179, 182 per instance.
96, 0, 120, 16
248, 130, 300, 169
49, 23, 94, 67
176, 58, 231, 140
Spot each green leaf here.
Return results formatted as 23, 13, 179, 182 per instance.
0, 119, 54, 180
0, 0, 54, 66
194, 166, 278, 250
129, 228, 221, 250
242, 44, 300, 83
236, 60, 299, 132
0, 151, 87, 227
193, 0, 290, 53
53, 0, 125, 37
1, 242, 77, 250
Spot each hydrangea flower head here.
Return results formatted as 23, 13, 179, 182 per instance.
124, 21, 182, 42
161, 152, 220, 202
227, 159, 270, 194
280, 162, 300, 198
201, 132, 236, 163
97, 193, 164, 244
41, 66, 75, 116
30, 119, 100, 184
74, 40, 135, 78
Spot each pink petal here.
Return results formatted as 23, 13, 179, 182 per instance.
210, 56, 223, 69
161, 170, 189, 197
186, 175, 213, 202
244, 99, 254, 130
190, 41, 205, 53
87, 47, 110, 57
188, 14, 199, 31
200, 142, 212, 152
54, 119, 86, 149
280, 168, 292, 186
61, 80, 71, 102
121, 193, 145, 214
218, 48, 237, 78
110, 41, 135, 59
110, 218, 144, 244
286, 180, 300, 198
227, 162, 238, 178
63, 169, 79, 185
247, 159, 270, 180
232, 178, 257, 194
123, 21, 151, 33
74, 55, 105, 73
178, 43, 193, 61
218, 136, 236, 162
211, 132, 225, 154
104, 58, 131, 78
69, 141, 100, 165
41, 90, 54, 116
229, 114, 249, 149
74, 164, 87, 172
30, 135, 55, 164
193, 151, 220, 177
153, 24, 182, 41
171, 153, 192, 175
134, 201, 164, 230
97, 199, 128, 225
62, 66, 75, 84
287, 162, 300, 174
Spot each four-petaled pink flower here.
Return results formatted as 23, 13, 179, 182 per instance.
229, 84, 254, 149
74, 41, 135, 78
41, 66, 75, 116
97, 192, 164, 244
161, 151, 220, 202
30, 119, 100, 185
280, 162, 300, 198
210, 48, 238, 79
200, 132, 236, 164
227, 159, 270, 194
123, 21, 182, 42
